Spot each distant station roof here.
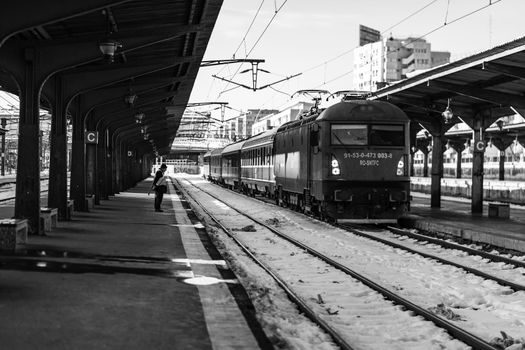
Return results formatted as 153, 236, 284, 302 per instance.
370, 36, 525, 144
0, 0, 223, 155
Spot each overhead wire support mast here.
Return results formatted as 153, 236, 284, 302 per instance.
202, 58, 301, 92
212, 70, 302, 92
200, 58, 265, 67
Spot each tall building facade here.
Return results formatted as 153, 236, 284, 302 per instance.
235, 109, 277, 140
251, 101, 314, 135
353, 37, 450, 91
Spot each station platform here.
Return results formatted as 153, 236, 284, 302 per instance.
401, 192, 525, 253
0, 178, 269, 350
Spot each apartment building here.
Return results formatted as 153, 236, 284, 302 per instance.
354, 36, 450, 91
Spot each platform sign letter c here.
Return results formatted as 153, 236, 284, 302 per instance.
85, 131, 99, 144
475, 140, 485, 152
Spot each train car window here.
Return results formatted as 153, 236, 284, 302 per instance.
311, 129, 319, 147
369, 125, 405, 146
331, 124, 367, 145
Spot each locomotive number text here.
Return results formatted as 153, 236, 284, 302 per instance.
343, 152, 392, 167
343, 152, 392, 159
359, 160, 379, 166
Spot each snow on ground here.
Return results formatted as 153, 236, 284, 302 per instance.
356, 229, 525, 289
177, 183, 339, 350
175, 175, 525, 349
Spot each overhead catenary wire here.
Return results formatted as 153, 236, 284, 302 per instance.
279, 0, 450, 97
269, 85, 290, 97
244, 0, 288, 59
444, 0, 451, 25
382, 0, 441, 34
215, 0, 289, 98
0, 92, 20, 112
232, 0, 266, 60
301, 0, 442, 75
209, 0, 504, 117
208, 0, 266, 99
314, 0, 504, 88
255, 0, 504, 109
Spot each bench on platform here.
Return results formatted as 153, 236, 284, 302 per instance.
0, 219, 28, 251
65, 199, 74, 220
488, 203, 510, 219
40, 207, 58, 232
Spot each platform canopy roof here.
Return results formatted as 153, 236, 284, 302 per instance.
370, 36, 525, 147
0, 0, 223, 155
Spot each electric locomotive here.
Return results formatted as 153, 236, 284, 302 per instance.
273, 100, 410, 223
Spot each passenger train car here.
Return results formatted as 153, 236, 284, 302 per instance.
202, 151, 211, 179
202, 99, 411, 223
208, 148, 223, 182
240, 128, 278, 196
221, 140, 246, 189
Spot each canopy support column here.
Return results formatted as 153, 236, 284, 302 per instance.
430, 134, 444, 208
96, 129, 108, 201
48, 75, 69, 220
471, 121, 485, 214
85, 116, 96, 201
70, 97, 87, 211
15, 48, 42, 234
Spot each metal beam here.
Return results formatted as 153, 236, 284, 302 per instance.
0, 0, 133, 46
429, 80, 525, 109
62, 61, 187, 106
482, 61, 525, 80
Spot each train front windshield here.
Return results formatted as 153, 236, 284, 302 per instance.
331, 124, 405, 146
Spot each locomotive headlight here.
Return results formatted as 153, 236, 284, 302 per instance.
396, 156, 407, 176
331, 155, 341, 176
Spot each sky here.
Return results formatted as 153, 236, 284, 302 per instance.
2, 0, 524, 123
189, 0, 525, 119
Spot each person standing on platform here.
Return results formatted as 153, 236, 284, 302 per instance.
151, 164, 168, 212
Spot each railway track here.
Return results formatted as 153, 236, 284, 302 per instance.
0, 177, 54, 204
0, 189, 49, 204
174, 176, 510, 350
251, 188, 525, 292
198, 177, 525, 293
338, 224, 525, 293
386, 225, 525, 266
205, 177, 525, 287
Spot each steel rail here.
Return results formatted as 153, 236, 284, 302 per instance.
0, 176, 59, 203
178, 177, 498, 350
172, 177, 356, 350
339, 224, 525, 292
387, 225, 525, 269
0, 189, 50, 203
